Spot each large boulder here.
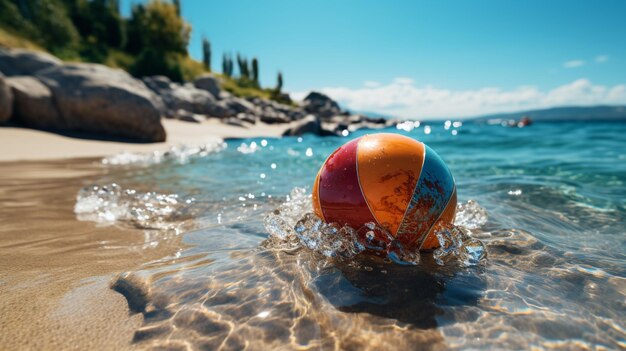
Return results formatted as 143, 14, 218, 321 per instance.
302, 91, 342, 118
193, 74, 221, 98
7, 76, 62, 129
36, 63, 165, 142
0, 48, 62, 76
0, 73, 13, 123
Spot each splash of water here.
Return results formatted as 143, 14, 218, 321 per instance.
263, 188, 488, 266
102, 141, 226, 166
74, 183, 194, 231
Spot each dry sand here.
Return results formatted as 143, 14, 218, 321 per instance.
0, 120, 289, 349
0, 119, 290, 162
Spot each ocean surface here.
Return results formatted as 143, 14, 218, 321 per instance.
75, 121, 626, 350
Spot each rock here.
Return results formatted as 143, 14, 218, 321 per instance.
0, 48, 62, 76
36, 63, 166, 142
176, 109, 205, 123
302, 91, 342, 119
193, 74, 221, 98
0, 73, 13, 124
7, 76, 62, 129
222, 117, 248, 128
144, 76, 233, 118
218, 91, 233, 100
283, 115, 324, 136
237, 112, 257, 124
260, 108, 290, 124
226, 97, 258, 115
142, 75, 173, 91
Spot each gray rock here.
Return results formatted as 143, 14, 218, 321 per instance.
36, 63, 166, 142
218, 90, 233, 100
176, 110, 205, 123
226, 97, 258, 115
223, 117, 248, 128
193, 74, 221, 98
283, 115, 323, 136
142, 75, 173, 91
144, 76, 233, 118
302, 91, 342, 119
237, 112, 257, 124
0, 48, 62, 76
260, 108, 290, 124
7, 76, 62, 129
0, 73, 13, 123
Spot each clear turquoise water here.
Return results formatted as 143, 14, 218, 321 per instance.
78, 121, 626, 350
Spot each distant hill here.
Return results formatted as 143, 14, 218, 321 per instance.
471, 105, 626, 123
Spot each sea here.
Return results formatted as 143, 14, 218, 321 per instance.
74, 120, 626, 350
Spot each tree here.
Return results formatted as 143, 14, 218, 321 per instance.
222, 53, 233, 77
276, 71, 283, 92
137, 0, 190, 54
128, 0, 192, 81
202, 37, 211, 70
251, 57, 259, 84
236, 53, 250, 79
123, 3, 146, 54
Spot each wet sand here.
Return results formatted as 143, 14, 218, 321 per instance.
0, 119, 290, 349
0, 119, 289, 162
0, 160, 182, 350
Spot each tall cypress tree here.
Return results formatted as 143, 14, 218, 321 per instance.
251, 57, 259, 85
202, 37, 211, 70
276, 71, 283, 92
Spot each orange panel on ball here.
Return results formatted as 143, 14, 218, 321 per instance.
356, 134, 425, 236
420, 189, 457, 250
311, 170, 325, 221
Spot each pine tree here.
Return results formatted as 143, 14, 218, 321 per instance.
202, 37, 211, 70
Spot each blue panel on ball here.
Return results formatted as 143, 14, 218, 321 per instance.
395, 145, 455, 249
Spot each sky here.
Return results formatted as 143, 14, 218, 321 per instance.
121, 0, 626, 119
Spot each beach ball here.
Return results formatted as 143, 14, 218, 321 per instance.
312, 133, 456, 251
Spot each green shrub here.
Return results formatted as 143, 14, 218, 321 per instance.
130, 48, 183, 82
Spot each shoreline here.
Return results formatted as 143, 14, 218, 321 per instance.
0, 119, 292, 162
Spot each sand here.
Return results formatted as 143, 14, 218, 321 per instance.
0, 119, 290, 162
0, 121, 290, 349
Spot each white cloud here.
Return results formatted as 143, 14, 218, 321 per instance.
595, 55, 609, 63
563, 60, 585, 68
293, 78, 626, 119
364, 80, 381, 88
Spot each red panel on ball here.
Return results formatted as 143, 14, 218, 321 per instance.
318, 138, 377, 228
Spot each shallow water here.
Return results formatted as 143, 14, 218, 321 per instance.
58, 122, 626, 348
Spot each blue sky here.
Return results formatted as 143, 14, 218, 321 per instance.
121, 0, 626, 118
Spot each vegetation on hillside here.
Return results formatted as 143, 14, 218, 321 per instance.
0, 0, 289, 102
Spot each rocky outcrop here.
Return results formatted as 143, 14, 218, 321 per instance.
36, 63, 166, 142
302, 91, 343, 119
0, 73, 13, 123
0, 48, 62, 76
1, 48, 400, 140
7, 76, 62, 129
193, 74, 221, 98
143, 76, 232, 118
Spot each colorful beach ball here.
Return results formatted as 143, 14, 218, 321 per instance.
312, 133, 456, 251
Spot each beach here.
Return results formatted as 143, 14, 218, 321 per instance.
0, 119, 291, 162
0, 120, 294, 348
